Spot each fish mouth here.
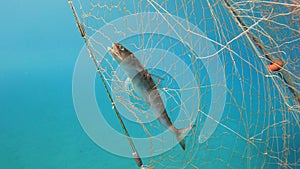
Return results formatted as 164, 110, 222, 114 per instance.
108, 43, 120, 57
108, 43, 126, 63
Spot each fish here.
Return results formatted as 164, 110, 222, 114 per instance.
108, 43, 193, 150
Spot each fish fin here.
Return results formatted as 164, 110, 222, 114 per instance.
176, 124, 195, 151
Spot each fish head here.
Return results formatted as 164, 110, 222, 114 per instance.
109, 43, 133, 64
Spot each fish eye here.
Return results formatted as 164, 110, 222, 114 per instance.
120, 46, 125, 51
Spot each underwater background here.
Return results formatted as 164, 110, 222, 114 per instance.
1, 0, 299, 169
0, 0, 137, 168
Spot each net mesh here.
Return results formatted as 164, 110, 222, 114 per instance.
69, 0, 300, 168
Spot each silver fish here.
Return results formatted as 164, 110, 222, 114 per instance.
109, 43, 193, 150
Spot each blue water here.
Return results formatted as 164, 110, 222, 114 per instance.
1, 1, 299, 169
0, 1, 135, 168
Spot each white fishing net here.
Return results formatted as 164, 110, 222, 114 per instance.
69, 0, 300, 168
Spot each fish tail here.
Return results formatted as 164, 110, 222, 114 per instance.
176, 124, 195, 151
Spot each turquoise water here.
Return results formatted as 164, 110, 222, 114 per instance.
1, 1, 299, 169
0, 1, 135, 168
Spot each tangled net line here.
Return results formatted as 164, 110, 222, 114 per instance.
69, 0, 300, 168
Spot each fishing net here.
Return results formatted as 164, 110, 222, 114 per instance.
69, 0, 300, 168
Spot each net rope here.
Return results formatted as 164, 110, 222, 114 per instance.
69, 0, 300, 168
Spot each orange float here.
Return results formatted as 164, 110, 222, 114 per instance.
267, 59, 283, 72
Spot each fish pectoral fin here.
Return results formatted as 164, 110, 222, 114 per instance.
176, 124, 195, 151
